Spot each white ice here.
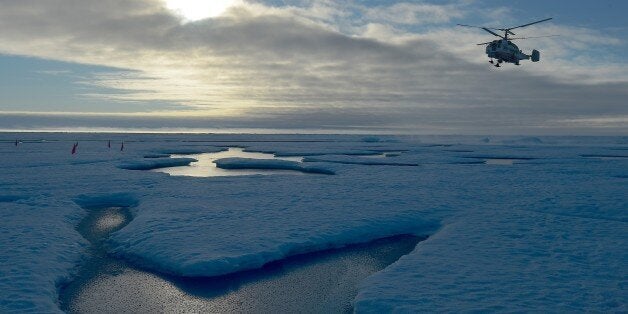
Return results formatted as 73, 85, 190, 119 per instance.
0, 134, 626, 312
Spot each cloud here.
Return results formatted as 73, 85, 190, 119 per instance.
0, 0, 626, 134
363, 2, 466, 25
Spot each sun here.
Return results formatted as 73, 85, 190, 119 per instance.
165, 0, 239, 21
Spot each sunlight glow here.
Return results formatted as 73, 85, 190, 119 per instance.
165, 0, 239, 21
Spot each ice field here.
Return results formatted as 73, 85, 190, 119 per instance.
0, 133, 626, 312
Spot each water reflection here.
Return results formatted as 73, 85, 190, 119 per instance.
62, 231, 421, 313
153, 147, 305, 177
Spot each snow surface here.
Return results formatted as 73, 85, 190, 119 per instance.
0, 199, 87, 313
0, 133, 626, 312
355, 209, 627, 312
303, 155, 419, 166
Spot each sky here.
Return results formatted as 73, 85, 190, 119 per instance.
0, 0, 627, 134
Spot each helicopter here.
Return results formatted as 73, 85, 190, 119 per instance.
458, 18, 555, 67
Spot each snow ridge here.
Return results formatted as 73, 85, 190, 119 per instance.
214, 157, 335, 175
117, 157, 197, 170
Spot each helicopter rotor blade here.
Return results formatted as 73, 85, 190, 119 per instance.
481, 27, 504, 38
457, 24, 505, 38
508, 35, 560, 40
457, 24, 501, 31
506, 18, 553, 31
476, 41, 493, 45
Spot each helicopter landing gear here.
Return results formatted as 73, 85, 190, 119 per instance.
489, 59, 494, 64
494, 63, 501, 68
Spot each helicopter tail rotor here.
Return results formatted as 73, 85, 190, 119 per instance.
531, 50, 540, 62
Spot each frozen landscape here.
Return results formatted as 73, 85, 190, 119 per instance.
0, 133, 626, 313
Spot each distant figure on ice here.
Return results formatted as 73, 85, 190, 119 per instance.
108, 140, 111, 149
120, 141, 124, 151
15, 139, 18, 146
71, 142, 78, 155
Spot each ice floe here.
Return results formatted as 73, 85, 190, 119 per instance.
0, 133, 626, 312
118, 157, 197, 170
214, 157, 335, 175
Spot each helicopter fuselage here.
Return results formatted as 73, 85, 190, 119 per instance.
485, 39, 533, 65
458, 17, 551, 67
